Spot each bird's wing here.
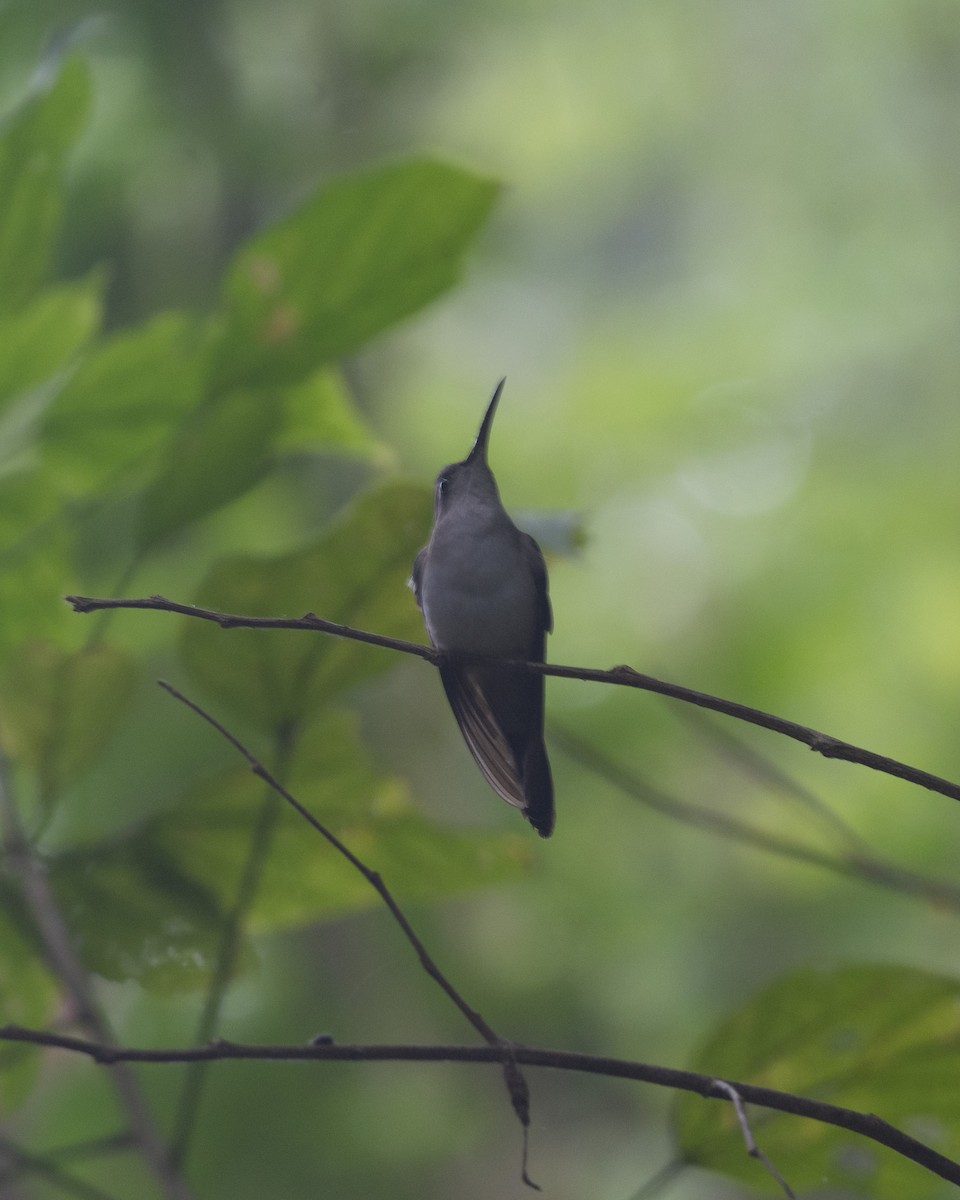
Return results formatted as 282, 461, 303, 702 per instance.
438, 664, 527, 812
439, 661, 555, 836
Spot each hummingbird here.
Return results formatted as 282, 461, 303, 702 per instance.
411, 379, 554, 837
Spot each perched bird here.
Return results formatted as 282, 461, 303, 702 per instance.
411, 380, 554, 837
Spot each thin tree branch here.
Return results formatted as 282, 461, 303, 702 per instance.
551, 726, 960, 910
0, 758, 193, 1200
65, 594, 960, 807
1, 1026, 957, 1190
711, 1079, 796, 1199
155, 681, 538, 1188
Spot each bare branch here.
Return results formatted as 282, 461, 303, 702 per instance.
156, 681, 537, 1187
65, 594, 960, 806
157, 682, 494, 1040
65, 593, 439, 659
711, 1079, 796, 1199
2, 1026, 958, 1189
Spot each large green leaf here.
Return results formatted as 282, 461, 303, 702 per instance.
0, 59, 91, 315
47, 708, 529, 990
133, 360, 381, 550
207, 159, 500, 392
49, 841, 228, 993
0, 532, 76, 666
39, 311, 203, 497
0, 467, 59, 548
156, 709, 531, 930
180, 479, 432, 728
136, 389, 280, 551
0, 642, 137, 817
675, 964, 960, 1198
0, 277, 102, 415
275, 368, 382, 459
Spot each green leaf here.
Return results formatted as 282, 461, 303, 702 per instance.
0, 532, 76, 667
675, 964, 960, 1198
40, 311, 203, 497
0, 642, 137, 814
49, 841, 229, 993
207, 159, 500, 392
180, 479, 432, 728
0, 467, 59, 548
175, 780, 532, 933
135, 389, 279, 551
276, 369, 383, 459
169, 708, 530, 928
0, 276, 103, 415
44, 708, 528, 991
0, 59, 91, 315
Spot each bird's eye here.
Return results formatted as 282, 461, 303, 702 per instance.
435, 465, 460, 508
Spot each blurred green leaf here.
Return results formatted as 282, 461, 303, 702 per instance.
50, 708, 530, 990
675, 964, 960, 1198
207, 159, 500, 392
0, 533, 76, 667
0, 903, 57, 1111
0, 276, 102, 415
0, 467, 58, 548
181, 479, 432, 728
276, 369, 383, 460
50, 842, 228, 993
0, 59, 91, 316
136, 390, 279, 551
40, 311, 203, 497
0, 642, 137, 813
164, 708, 530, 928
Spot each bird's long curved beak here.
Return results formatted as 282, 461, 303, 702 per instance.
466, 378, 506, 465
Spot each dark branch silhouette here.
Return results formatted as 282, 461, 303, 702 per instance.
65, 594, 960, 806
157, 681, 539, 1189
3, 1025, 959, 1190
57, 593, 960, 1194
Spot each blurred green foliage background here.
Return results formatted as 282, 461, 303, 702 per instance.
1, 2, 960, 1198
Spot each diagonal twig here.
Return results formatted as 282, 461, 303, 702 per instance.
712, 1079, 796, 1198
156, 681, 540, 1190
